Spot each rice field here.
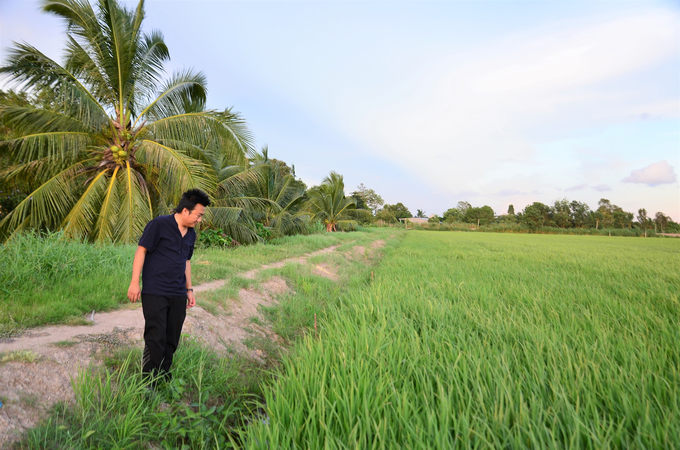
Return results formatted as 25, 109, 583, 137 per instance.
244, 232, 680, 449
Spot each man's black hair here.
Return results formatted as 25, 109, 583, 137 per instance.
175, 189, 211, 214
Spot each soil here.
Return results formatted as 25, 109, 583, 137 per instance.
0, 241, 377, 448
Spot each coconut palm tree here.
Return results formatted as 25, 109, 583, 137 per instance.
0, 0, 253, 243
215, 147, 308, 239
305, 171, 369, 232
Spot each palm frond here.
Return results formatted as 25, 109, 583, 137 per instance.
0, 105, 95, 135
61, 168, 110, 239
0, 42, 110, 122
136, 139, 215, 202
147, 110, 251, 161
0, 161, 83, 240
115, 161, 152, 242
205, 206, 260, 244
93, 165, 121, 243
1, 131, 91, 165
129, 29, 170, 109
137, 69, 207, 121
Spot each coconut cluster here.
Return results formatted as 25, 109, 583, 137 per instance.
98, 109, 139, 167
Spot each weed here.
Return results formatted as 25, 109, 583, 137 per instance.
18, 391, 40, 409
53, 340, 79, 348
0, 350, 41, 364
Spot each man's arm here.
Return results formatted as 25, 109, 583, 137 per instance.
127, 246, 147, 303
185, 260, 195, 308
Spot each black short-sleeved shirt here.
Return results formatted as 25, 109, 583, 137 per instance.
139, 215, 196, 296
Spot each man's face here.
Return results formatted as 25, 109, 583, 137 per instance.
182, 204, 205, 227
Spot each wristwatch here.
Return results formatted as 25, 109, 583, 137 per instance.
187, 288, 194, 292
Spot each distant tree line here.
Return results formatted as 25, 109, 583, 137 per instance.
421, 198, 678, 233
347, 189, 678, 234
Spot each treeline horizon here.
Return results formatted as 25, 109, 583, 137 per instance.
350, 192, 679, 233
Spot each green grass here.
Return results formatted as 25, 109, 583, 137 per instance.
0, 229, 389, 332
19, 341, 263, 449
15, 229, 402, 449
243, 232, 680, 449
0, 350, 42, 364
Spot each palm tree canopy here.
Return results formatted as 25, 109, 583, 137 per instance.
306, 171, 370, 232
214, 147, 308, 240
0, 0, 253, 243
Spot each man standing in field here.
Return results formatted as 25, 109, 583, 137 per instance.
127, 189, 210, 385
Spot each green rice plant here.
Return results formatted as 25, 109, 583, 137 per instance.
243, 232, 680, 449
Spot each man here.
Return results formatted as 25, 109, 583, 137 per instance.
127, 189, 210, 384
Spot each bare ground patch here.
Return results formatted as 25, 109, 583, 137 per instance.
312, 263, 339, 281
183, 276, 290, 360
0, 327, 138, 448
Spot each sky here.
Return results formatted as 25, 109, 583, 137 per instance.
1, 0, 679, 220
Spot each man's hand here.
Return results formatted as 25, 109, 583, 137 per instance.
128, 282, 141, 303
129, 246, 147, 303
187, 291, 196, 309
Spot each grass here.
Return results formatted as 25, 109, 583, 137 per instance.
243, 232, 680, 449
0, 350, 42, 364
0, 229, 386, 333
19, 340, 264, 449
15, 228, 401, 449
53, 340, 79, 348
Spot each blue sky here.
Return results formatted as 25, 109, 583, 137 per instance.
1, 0, 678, 220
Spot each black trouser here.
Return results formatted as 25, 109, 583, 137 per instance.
141, 294, 187, 383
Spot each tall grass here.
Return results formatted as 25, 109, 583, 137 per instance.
19, 339, 264, 449
0, 228, 388, 332
0, 232, 135, 331
244, 232, 680, 448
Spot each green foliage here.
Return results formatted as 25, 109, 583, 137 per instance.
442, 207, 463, 223
0, 231, 134, 331
255, 222, 272, 240
244, 232, 680, 448
305, 171, 370, 232
213, 147, 308, 242
349, 183, 384, 214
375, 208, 397, 223
520, 201, 554, 230
21, 341, 264, 449
463, 205, 494, 225
382, 202, 412, 220
196, 227, 233, 248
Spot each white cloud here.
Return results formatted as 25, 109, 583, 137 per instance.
592, 184, 612, 192
565, 183, 588, 192
336, 9, 679, 204
622, 161, 677, 186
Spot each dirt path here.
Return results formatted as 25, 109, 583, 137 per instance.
0, 243, 352, 447
1, 244, 342, 354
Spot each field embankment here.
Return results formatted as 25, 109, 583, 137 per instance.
244, 232, 680, 448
